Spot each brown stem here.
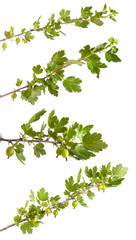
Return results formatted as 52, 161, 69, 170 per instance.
0, 137, 58, 145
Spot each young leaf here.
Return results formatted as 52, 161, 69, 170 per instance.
63, 76, 82, 93
77, 195, 88, 207
33, 143, 46, 158
65, 176, 77, 192
76, 124, 93, 140
77, 168, 82, 184
29, 190, 35, 203
59, 9, 71, 22
28, 109, 46, 125
87, 190, 95, 200
37, 188, 49, 201
70, 145, 95, 160
32, 65, 43, 74
48, 110, 59, 129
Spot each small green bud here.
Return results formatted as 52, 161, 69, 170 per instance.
6, 146, 14, 158
16, 37, 20, 44
72, 200, 78, 208
53, 209, 58, 217
2, 42, 7, 50
61, 149, 69, 159
56, 136, 63, 143
30, 80, 35, 86
11, 92, 17, 100
45, 208, 52, 215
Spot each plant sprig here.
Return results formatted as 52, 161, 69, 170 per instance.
0, 4, 118, 51
0, 108, 108, 164
0, 37, 121, 104
0, 162, 128, 234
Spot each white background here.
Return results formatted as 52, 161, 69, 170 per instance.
0, 0, 136, 239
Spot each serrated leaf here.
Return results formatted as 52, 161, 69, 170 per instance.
59, 9, 71, 22
25, 32, 34, 42
112, 164, 128, 177
81, 6, 93, 19
70, 144, 96, 160
65, 176, 77, 192
75, 19, 89, 28
65, 122, 79, 140
76, 124, 93, 140
20, 222, 33, 234
33, 143, 46, 158
21, 85, 43, 105
77, 195, 88, 207
105, 48, 121, 62
37, 188, 49, 201
63, 76, 82, 93
106, 177, 125, 187
91, 16, 103, 26
54, 117, 69, 133
87, 54, 107, 78
87, 190, 95, 200
28, 109, 46, 125
32, 65, 43, 74
83, 132, 108, 152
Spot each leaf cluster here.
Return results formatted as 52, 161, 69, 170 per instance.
9, 109, 107, 163
8, 38, 121, 105
13, 163, 128, 234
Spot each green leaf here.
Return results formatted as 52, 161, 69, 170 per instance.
32, 65, 43, 74
28, 109, 46, 125
81, 6, 93, 19
76, 124, 93, 140
91, 16, 103, 26
75, 19, 89, 28
33, 16, 41, 29
15, 143, 26, 164
65, 176, 77, 192
77, 168, 82, 184
83, 132, 108, 152
79, 45, 92, 59
16, 78, 23, 87
65, 122, 79, 140
14, 215, 22, 227
48, 110, 59, 129
20, 222, 33, 234
63, 76, 82, 93
24, 32, 34, 42
29, 190, 35, 203
106, 177, 125, 187
105, 48, 121, 62
37, 188, 49, 201
59, 9, 71, 22
21, 85, 43, 105
112, 164, 128, 177
77, 195, 88, 207
87, 190, 95, 200
46, 50, 68, 72
33, 143, 46, 158
87, 54, 107, 78
70, 145, 95, 160
54, 117, 69, 133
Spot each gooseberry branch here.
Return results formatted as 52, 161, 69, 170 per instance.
0, 183, 98, 233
